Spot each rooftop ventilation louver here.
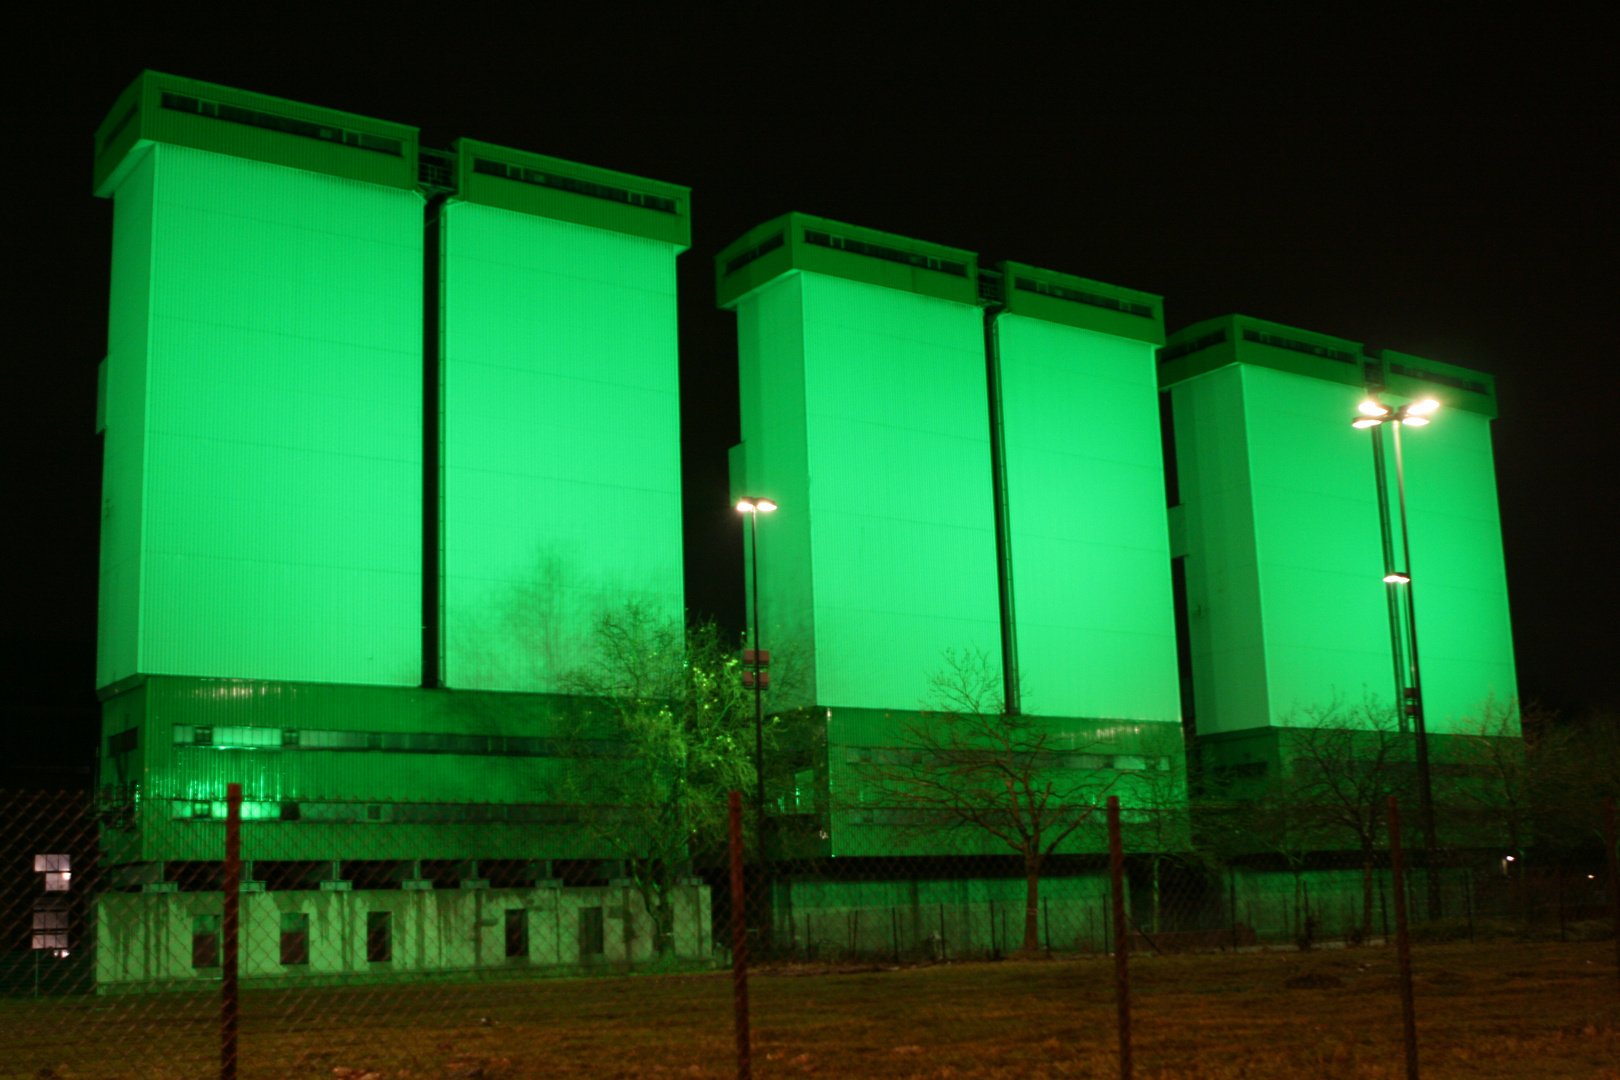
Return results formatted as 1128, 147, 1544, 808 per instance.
472, 157, 677, 213
1241, 328, 1356, 364
803, 229, 968, 277
723, 231, 785, 275
161, 92, 403, 156
1388, 362, 1489, 396
1013, 276, 1153, 318
1158, 329, 1227, 364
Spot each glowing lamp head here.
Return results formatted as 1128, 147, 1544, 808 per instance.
1357, 400, 1391, 417
1352, 417, 1383, 429
735, 499, 756, 513
736, 498, 778, 514
1407, 398, 1440, 416
1383, 572, 1411, 584
1401, 415, 1430, 427
756, 499, 777, 513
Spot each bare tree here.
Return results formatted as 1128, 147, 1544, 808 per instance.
1121, 723, 1191, 933
562, 603, 778, 959
1198, 790, 1322, 945
1524, 705, 1619, 852
1258, 700, 1417, 939
851, 648, 1116, 955
1435, 698, 1543, 856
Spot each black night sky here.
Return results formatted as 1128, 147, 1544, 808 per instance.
6, 9, 1615, 779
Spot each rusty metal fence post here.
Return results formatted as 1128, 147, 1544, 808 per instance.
729, 791, 751, 1080
1107, 795, 1131, 1080
1387, 797, 1418, 1080
222, 782, 242, 1080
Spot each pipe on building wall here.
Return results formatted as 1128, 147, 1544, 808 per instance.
982, 304, 1020, 715
422, 192, 451, 689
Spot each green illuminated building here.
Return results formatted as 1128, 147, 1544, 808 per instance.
88, 74, 1522, 973
717, 215, 1187, 860
1159, 315, 1518, 776
91, 73, 697, 982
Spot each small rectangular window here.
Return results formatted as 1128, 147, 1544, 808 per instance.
192, 915, 221, 968
366, 911, 392, 962
579, 907, 605, 956
32, 907, 70, 951
505, 909, 529, 959
280, 912, 309, 966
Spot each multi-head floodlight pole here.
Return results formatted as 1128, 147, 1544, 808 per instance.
736, 497, 777, 957
1368, 425, 1410, 735
1357, 396, 1443, 922
1388, 418, 1442, 921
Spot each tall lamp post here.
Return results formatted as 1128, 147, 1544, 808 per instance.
735, 498, 776, 833
735, 497, 776, 948
1353, 395, 1443, 919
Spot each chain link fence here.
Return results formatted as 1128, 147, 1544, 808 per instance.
3, 787, 1616, 1078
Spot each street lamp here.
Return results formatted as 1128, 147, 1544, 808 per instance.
736, 497, 776, 958
735, 498, 776, 842
1352, 395, 1442, 919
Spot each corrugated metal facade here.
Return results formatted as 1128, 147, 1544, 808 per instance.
440, 204, 684, 692
98, 143, 422, 689
1243, 365, 1401, 726
97, 150, 157, 687
735, 271, 1001, 713
995, 314, 1180, 723
1384, 407, 1516, 732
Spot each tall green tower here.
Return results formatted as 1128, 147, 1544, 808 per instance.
95, 72, 424, 693
93, 73, 690, 866
718, 213, 1001, 714
439, 141, 689, 693
1158, 315, 1517, 776
982, 262, 1178, 724
717, 216, 1186, 858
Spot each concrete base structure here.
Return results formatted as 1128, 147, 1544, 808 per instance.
95, 880, 712, 990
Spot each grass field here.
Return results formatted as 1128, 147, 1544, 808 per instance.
3, 941, 1615, 1079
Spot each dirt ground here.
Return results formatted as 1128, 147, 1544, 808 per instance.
2, 940, 1615, 1079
